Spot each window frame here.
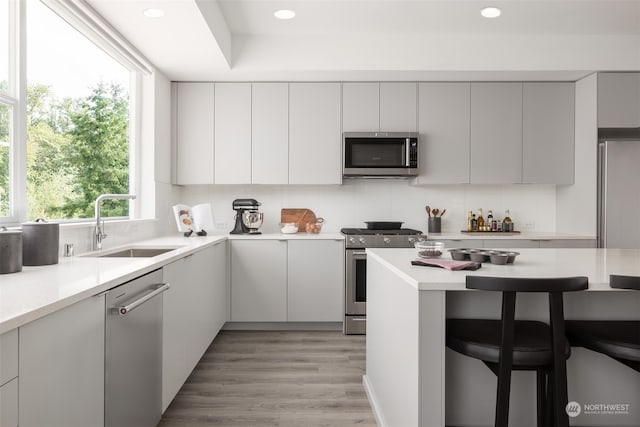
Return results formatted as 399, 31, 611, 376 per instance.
0, 0, 153, 225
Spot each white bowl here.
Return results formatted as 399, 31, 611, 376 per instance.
279, 222, 299, 234
414, 241, 445, 258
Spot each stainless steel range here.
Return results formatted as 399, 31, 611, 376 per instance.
342, 227, 425, 334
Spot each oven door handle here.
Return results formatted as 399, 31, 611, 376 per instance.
351, 251, 367, 257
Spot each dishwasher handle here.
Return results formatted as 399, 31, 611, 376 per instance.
114, 283, 170, 316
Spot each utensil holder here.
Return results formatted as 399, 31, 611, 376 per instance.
428, 217, 441, 233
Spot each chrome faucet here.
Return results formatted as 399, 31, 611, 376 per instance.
94, 194, 137, 251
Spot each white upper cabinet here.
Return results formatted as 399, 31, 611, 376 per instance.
289, 83, 342, 184
597, 72, 640, 128
215, 83, 252, 184
380, 82, 417, 131
342, 82, 380, 132
173, 82, 214, 185
522, 82, 575, 184
470, 83, 523, 184
417, 82, 471, 184
252, 83, 289, 184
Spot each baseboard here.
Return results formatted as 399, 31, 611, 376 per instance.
222, 321, 343, 331
363, 374, 386, 427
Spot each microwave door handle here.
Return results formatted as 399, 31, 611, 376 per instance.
405, 138, 410, 166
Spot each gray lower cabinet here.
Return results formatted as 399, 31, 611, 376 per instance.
483, 239, 541, 249
287, 240, 344, 322
470, 83, 523, 184
538, 239, 596, 248
19, 295, 105, 427
162, 242, 228, 411
483, 239, 596, 249
0, 329, 18, 427
435, 239, 481, 249
231, 240, 288, 321
0, 378, 17, 427
522, 83, 575, 184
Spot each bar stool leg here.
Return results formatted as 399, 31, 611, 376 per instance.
549, 293, 569, 427
536, 370, 546, 427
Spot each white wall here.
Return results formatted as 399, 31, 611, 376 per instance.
177, 181, 557, 235
556, 73, 598, 235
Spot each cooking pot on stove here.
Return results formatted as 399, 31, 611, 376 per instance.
22, 218, 59, 266
0, 227, 23, 274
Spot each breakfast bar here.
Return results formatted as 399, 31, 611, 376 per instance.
364, 248, 640, 427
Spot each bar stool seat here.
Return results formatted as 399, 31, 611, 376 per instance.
447, 319, 571, 367
446, 276, 588, 427
565, 274, 640, 372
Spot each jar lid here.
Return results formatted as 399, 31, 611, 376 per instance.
0, 226, 22, 234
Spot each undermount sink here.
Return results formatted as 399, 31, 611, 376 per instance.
83, 247, 182, 258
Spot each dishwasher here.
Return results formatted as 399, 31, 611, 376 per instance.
105, 268, 169, 427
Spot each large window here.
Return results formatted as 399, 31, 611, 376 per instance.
26, 0, 132, 220
1, 1, 14, 218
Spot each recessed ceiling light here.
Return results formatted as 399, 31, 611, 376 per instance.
274, 9, 296, 20
143, 8, 165, 18
480, 7, 501, 18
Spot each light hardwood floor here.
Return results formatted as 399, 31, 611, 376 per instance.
159, 330, 377, 427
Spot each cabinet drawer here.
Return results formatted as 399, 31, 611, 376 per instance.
539, 239, 596, 248
432, 239, 482, 249
483, 239, 540, 249
0, 378, 18, 427
0, 329, 18, 386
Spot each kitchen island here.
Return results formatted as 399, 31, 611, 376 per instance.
364, 248, 640, 427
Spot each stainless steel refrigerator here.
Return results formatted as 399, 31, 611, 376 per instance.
598, 135, 640, 248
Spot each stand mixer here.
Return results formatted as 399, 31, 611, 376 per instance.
230, 199, 264, 235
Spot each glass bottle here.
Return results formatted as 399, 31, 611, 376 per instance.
503, 209, 513, 232
471, 213, 478, 232
487, 210, 494, 231
467, 211, 473, 231
477, 208, 485, 231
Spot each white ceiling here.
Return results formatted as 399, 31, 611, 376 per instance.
87, 0, 640, 81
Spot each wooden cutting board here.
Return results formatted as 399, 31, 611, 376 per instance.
281, 208, 317, 233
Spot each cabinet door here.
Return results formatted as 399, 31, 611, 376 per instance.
289, 83, 342, 184
215, 83, 252, 183
288, 240, 344, 322
342, 82, 380, 131
231, 240, 287, 321
252, 83, 289, 184
174, 82, 214, 184
0, 329, 18, 386
483, 239, 540, 248
470, 83, 523, 183
19, 295, 105, 427
598, 72, 640, 128
0, 379, 18, 427
539, 239, 596, 248
523, 83, 575, 184
434, 239, 481, 249
211, 240, 229, 333
162, 256, 191, 412
380, 82, 417, 132
417, 83, 471, 184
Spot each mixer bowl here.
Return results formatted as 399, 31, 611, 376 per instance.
242, 211, 264, 231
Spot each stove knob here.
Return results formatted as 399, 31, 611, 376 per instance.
383, 237, 391, 245
408, 237, 416, 244
348, 237, 356, 244
418, 237, 426, 242
359, 237, 366, 245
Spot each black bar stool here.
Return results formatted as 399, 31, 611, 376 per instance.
446, 276, 588, 427
565, 274, 640, 373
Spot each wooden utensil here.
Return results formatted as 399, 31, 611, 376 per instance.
281, 208, 317, 233
432, 208, 439, 217
439, 209, 446, 217
425, 206, 431, 217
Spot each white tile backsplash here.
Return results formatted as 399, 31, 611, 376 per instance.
178, 181, 557, 235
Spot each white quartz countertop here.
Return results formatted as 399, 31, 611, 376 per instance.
0, 232, 345, 335
367, 247, 640, 292
425, 232, 596, 240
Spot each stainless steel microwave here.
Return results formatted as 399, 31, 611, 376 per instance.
343, 132, 418, 177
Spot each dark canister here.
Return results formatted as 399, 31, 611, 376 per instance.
0, 227, 23, 274
22, 218, 60, 266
